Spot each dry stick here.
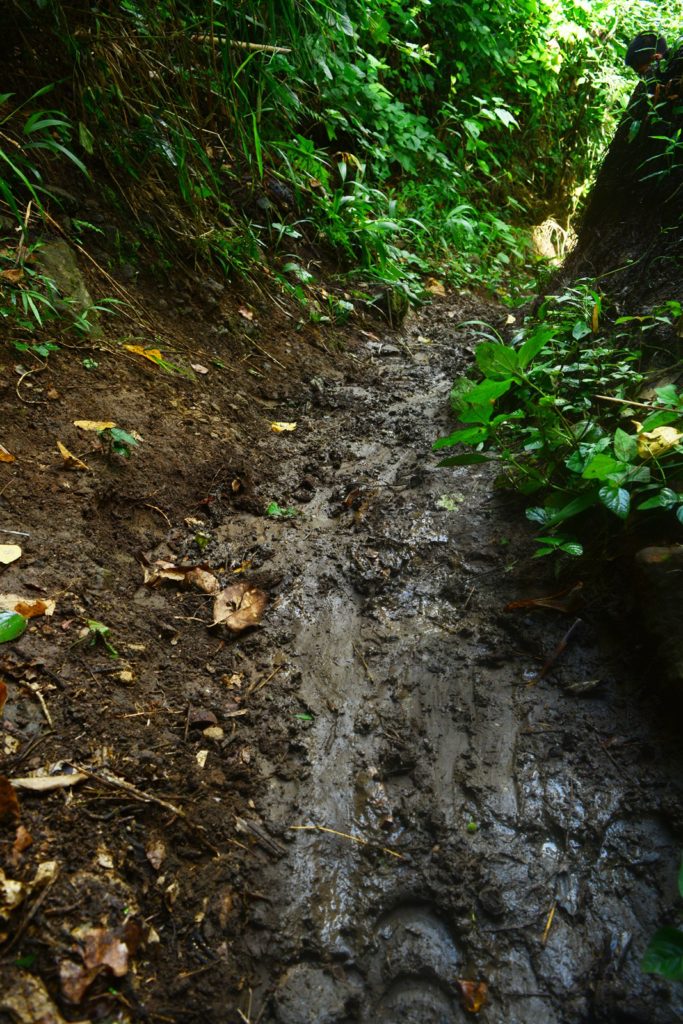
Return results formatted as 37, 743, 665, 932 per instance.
0, 529, 31, 537
541, 901, 557, 945
594, 393, 662, 412
245, 664, 282, 698
247, 337, 287, 371
291, 823, 404, 861
70, 764, 186, 819
353, 643, 375, 684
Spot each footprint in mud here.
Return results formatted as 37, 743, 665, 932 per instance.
364, 903, 461, 1023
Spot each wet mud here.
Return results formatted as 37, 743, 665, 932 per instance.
1, 292, 682, 1024
199, 303, 683, 1022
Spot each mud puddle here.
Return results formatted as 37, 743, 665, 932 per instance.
213, 301, 683, 1023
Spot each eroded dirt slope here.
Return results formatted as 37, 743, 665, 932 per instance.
1, 286, 682, 1024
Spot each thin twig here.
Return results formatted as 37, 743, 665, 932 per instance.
594, 393, 660, 411
527, 618, 583, 686
190, 35, 291, 53
353, 643, 375, 684
541, 901, 556, 944
291, 823, 404, 860
0, 529, 31, 537
245, 664, 282, 697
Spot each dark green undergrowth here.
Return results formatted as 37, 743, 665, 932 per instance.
3, 0, 680, 323
435, 281, 683, 559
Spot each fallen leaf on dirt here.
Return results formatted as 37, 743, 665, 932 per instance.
73, 419, 116, 431
185, 567, 221, 594
146, 836, 166, 871
212, 582, 268, 633
10, 772, 88, 792
0, 444, 15, 462
457, 979, 488, 1013
0, 867, 27, 926
504, 582, 583, 614
424, 276, 446, 296
196, 749, 209, 768
0, 544, 21, 565
0, 267, 24, 285
238, 306, 254, 320
11, 824, 33, 862
0, 609, 28, 643
142, 559, 188, 585
0, 971, 84, 1024
270, 421, 297, 433
635, 423, 683, 459
56, 440, 89, 471
0, 775, 21, 822
0, 593, 56, 618
60, 923, 134, 1003
191, 363, 210, 374
123, 343, 165, 365
203, 725, 224, 741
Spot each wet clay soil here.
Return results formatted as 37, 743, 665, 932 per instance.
1, 287, 682, 1024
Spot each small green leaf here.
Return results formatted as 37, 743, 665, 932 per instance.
0, 610, 28, 644
475, 342, 520, 380
433, 426, 488, 450
582, 454, 623, 480
613, 428, 638, 463
599, 485, 630, 519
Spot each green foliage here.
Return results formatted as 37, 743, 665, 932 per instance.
99, 427, 139, 459
10, 0, 677, 299
642, 857, 683, 981
435, 283, 683, 556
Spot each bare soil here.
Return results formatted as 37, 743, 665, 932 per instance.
1, 272, 682, 1024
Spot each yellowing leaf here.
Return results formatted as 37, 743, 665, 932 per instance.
0, 445, 15, 463
0, 268, 24, 285
56, 441, 89, 471
270, 421, 297, 433
0, 594, 56, 618
636, 425, 683, 460
73, 419, 116, 431
424, 277, 446, 296
0, 546, 21, 566
591, 303, 600, 334
124, 344, 165, 364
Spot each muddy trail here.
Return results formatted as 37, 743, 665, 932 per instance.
1, 290, 682, 1024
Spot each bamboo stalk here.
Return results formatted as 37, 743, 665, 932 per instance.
191, 35, 291, 53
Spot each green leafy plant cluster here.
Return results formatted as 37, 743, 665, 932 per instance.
435, 284, 683, 557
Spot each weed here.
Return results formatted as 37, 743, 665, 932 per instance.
435, 283, 683, 557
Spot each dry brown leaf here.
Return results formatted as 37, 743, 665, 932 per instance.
457, 979, 488, 1013
145, 836, 166, 871
0, 544, 21, 565
142, 559, 188, 586
73, 419, 116, 432
424, 276, 446, 296
212, 582, 268, 633
0, 444, 15, 463
10, 772, 88, 792
0, 867, 27, 921
11, 824, 33, 863
0, 971, 84, 1024
0, 593, 56, 618
185, 567, 220, 594
270, 421, 297, 433
56, 441, 89, 471
191, 363, 210, 374
0, 775, 21, 823
238, 306, 254, 321
0, 267, 24, 285
61, 922, 136, 1003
